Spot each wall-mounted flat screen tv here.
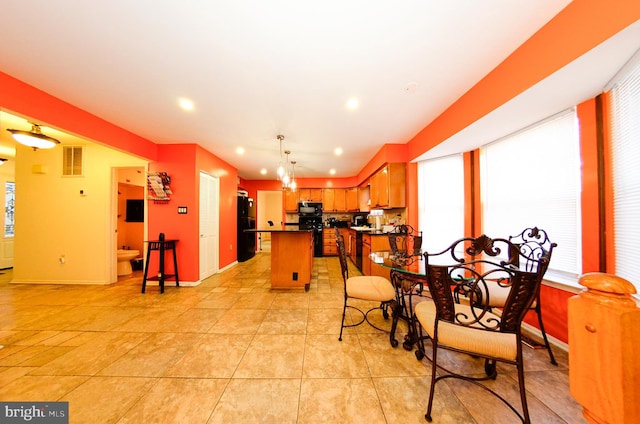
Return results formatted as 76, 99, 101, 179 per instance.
126, 199, 144, 222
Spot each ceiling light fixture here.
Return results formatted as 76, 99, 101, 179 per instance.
276, 134, 286, 180
290, 161, 297, 192
275, 134, 298, 190
6, 123, 60, 150
282, 150, 291, 187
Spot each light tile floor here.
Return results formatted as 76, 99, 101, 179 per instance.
0, 252, 586, 423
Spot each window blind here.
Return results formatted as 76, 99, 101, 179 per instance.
418, 154, 464, 253
609, 55, 640, 294
480, 110, 581, 283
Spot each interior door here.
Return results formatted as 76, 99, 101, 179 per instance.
199, 172, 219, 280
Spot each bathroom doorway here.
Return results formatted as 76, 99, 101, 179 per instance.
113, 167, 146, 280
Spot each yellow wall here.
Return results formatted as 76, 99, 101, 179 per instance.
13, 142, 146, 284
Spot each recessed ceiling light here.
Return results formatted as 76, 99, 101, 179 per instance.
178, 98, 194, 111
260, 168, 267, 175
236, 147, 245, 155
404, 82, 419, 94
329, 169, 336, 175
346, 98, 359, 110
334, 147, 343, 156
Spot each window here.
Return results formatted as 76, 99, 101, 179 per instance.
418, 154, 465, 253
480, 110, 581, 285
609, 54, 640, 294
4, 182, 15, 237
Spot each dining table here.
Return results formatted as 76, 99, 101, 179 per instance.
369, 250, 430, 350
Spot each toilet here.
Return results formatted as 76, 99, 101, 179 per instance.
117, 249, 140, 276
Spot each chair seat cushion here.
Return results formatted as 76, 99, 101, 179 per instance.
415, 301, 517, 361
346, 276, 395, 302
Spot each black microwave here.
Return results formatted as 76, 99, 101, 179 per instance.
298, 202, 322, 216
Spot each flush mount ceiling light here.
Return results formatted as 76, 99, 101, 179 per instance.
6, 123, 60, 150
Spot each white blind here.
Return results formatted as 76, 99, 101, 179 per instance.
418, 154, 464, 253
609, 56, 640, 294
480, 110, 581, 282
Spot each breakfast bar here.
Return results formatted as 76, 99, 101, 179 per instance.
245, 225, 314, 290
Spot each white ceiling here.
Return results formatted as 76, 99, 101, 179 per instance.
0, 1, 638, 180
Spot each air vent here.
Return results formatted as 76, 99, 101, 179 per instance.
63, 146, 83, 176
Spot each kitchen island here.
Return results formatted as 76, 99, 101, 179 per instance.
245, 225, 314, 290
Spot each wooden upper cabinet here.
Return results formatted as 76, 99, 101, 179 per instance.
283, 189, 299, 212
345, 187, 359, 212
369, 163, 405, 209
323, 188, 347, 212
334, 189, 346, 212
299, 188, 322, 203
322, 188, 335, 211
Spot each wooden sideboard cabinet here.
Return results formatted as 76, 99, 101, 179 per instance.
569, 272, 640, 424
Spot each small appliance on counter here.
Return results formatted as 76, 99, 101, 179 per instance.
326, 217, 348, 228
352, 214, 367, 227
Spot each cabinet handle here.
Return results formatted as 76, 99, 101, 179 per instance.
585, 323, 597, 333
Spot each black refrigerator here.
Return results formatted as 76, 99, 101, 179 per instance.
237, 195, 256, 262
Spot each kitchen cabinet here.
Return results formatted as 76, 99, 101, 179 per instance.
362, 233, 390, 278
298, 188, 322, 203
369, 163, 405, 209
345, 188, 359, 211
283, 189, 299, 212
323, 188, 347, 212
347, 228, 357, 263
322, 228, 338, 256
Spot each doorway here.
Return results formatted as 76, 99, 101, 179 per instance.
257, 190, 283, 252
113, 167, 146, 281
199, 171, 220, 279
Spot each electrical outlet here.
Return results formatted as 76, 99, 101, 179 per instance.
229, 244, 233, 250
59, 255, 65, 264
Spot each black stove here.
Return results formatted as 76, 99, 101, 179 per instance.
299, 215, 323, 257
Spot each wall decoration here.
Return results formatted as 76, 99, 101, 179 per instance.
147, 172, 172, 202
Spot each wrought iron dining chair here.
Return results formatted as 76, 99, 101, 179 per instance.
448, 227, 557, 365
335, 228, 396, 341
387, 224, 422, 259
388, 268, 430, 350
467, 227, 557, 364
414, 234, 550, 423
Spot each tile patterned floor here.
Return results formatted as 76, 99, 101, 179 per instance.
0, 253, 586, 423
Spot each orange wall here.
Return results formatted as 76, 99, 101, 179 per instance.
0, 71, 158, 160
196, 144, 239, 270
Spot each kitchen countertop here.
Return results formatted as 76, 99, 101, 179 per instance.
342, 226, 389, 235
245, 226, 313, 233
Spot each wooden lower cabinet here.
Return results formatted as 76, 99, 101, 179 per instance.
323, 228, 338, 256
347, 229, 357, 264
270, 231, 313, 290
362, 233, 390, 278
